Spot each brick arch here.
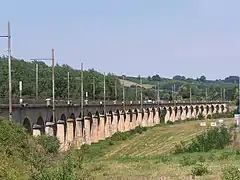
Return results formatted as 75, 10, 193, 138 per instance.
36, 116, 45, 134
127, 109, 133, 122
216, 104, 220, 113
221, 104, 224, 112
23, 117, 32, 134
196, 106, 199, 115
206, 105, 210, 114
69, 113, 75, 119
134, 109, 138, 118
211, 104, 214, 113
179, 106, 183, 115
185, 106, 189, 115
168, 106, 173, 116
174, 106, 178, 115
108, 110, 113, 123
115, 109, 120, 123
190, 106, 194, 114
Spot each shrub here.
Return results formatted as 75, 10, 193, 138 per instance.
36, 135, 60, 154
197, 113, 204, 120
173, 126, 231, 154
191, 163, 209, 176
221, 166, 240, 180
179, 156, 197, 166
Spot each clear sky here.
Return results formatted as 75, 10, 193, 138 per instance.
0, 0, 239, 80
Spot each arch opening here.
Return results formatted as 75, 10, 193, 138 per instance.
36, 116, 45, 134
23, 118, 32, 134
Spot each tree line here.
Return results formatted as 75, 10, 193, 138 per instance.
0, 56, 236, 102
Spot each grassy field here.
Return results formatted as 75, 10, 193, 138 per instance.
81, 118, 239, 180
119, 78, 153, 89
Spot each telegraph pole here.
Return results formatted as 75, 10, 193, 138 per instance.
92, 77, 95, 100
114, 80, 117, 100
0, 21, 12, 121
135, 83, 138, 102
35, 64, 38, 100
67, 71, 70, 104
190, 87, 192, 103
51, 49, 55, 123
223, 88, 226, 101
122, 75, 125, 102
81, 63, 84, 118
103, 73, 106, 114
30, 49, 55, 122
205, 88, 208, 102
157, 82, 160, 105
140, 76, 143, 110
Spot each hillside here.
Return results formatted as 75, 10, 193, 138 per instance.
81, 118, 239, 179
0, 56, 237, 102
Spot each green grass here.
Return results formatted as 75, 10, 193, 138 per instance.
0, 113, 239, 180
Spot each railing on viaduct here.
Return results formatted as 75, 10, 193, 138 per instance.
26, 101, 228, 152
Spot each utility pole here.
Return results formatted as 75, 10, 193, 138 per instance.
205, 88, 208, 102
81, 63, 84, 118
122, 75, 125, 102
157, 82, 160, 105
67, 71, 70, 104
103, 73, 106, 114
135, 83, 138, 102
0, 21, 12, 121
220, 88, 223, 101
190, 87, 192, 103
30, 49, 55, 122
19, 81, 22, 104
51, 49, 55, 123
154, 85, 157, 101
223, 88, 226, 101
114, 80, 117, 100
140, 77, 143, 110
92, 77, 95, 100
35, 64, 38, 100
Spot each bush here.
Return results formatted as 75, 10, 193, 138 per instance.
36, 135, 60, 154
197, 113, 204, 120
179, 156, 197, 166
222, 166, 240, 180
173, 126, 231, 154
191, 163, 209, 176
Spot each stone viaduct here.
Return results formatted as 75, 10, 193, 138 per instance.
0, 100, 228, 151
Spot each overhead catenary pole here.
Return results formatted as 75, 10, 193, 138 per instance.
35, 64, 38, 100
114, 80, 117, 100
157, 82, 160, 105
190, 87, 192, 103
8, 21, 12, 121
67, 71, 70, 103
51, 49, 55, 123
81, 63, 84, 118
103, 73, 106, 114
205, 88, 208, 103
140, 76, 143, 110
122, 75, 125, 102
0, 21, 12, 121
135, 83, 138, 102
92, 77, 95, 100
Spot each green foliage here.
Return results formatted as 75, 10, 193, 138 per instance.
221, 166, 240, 180
35, 135, 60, 154
0, 57, 236, 101
191, 163, 209, 176
173, 126, 231, 154
197, 113, 204, 120
0, 117, 88, 180
179, 156, 197, 166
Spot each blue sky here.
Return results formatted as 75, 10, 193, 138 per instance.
0, 0, 239, 80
